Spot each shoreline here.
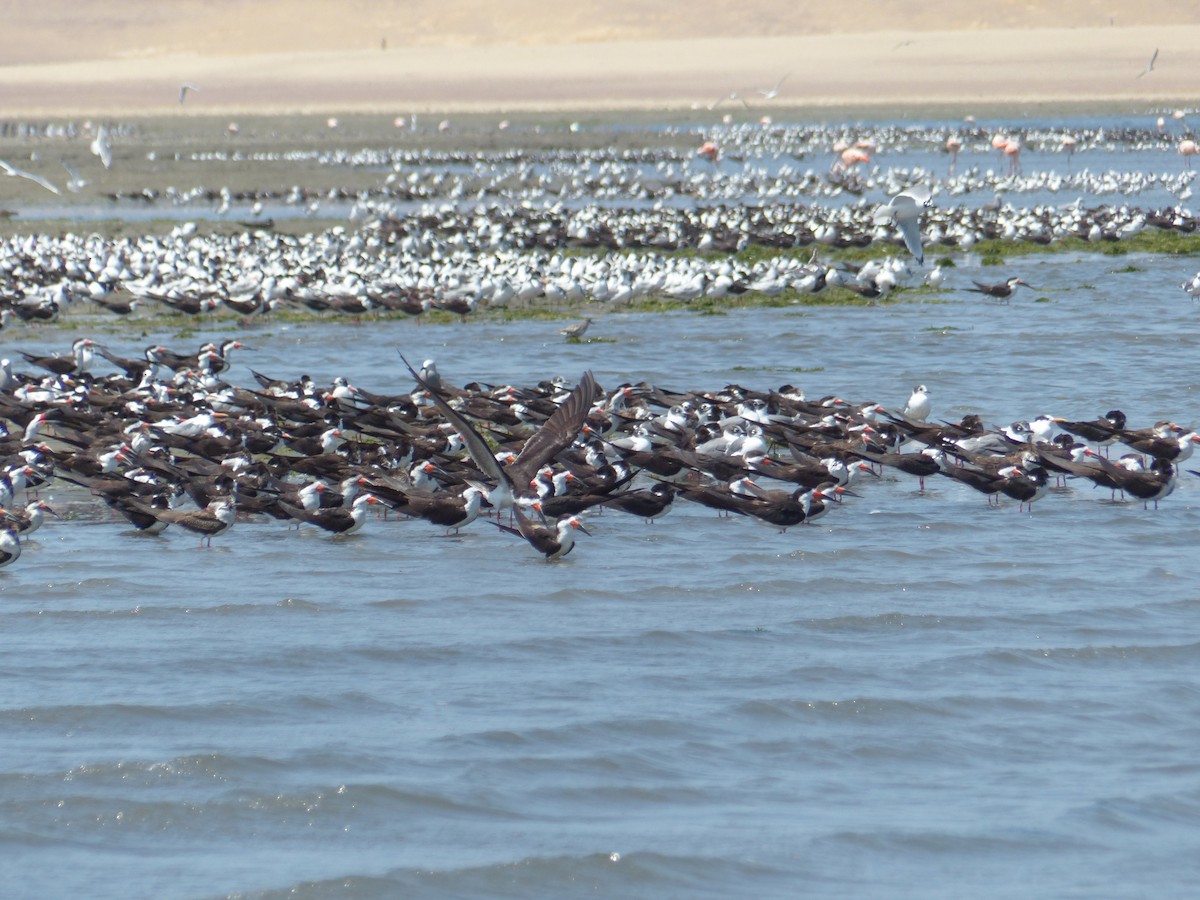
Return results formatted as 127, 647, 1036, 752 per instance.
0, 26, 1196, 118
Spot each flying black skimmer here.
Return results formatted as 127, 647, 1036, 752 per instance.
400, 353, 597, 516
493, 505, 590, 559
967, 277, 1028, 302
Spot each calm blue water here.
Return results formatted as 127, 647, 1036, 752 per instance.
2, 242, 1200, 898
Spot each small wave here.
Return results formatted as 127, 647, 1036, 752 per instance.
0, 701, 271, 727
226, 850, 792, 900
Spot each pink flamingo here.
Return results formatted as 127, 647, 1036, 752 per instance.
991, 132, 1008, 162
1061, 134, 1077, 169
1004, 139, 1021, 175
697, 141, 720, 168
945, 135, 962, 175
838, 147, 871, 170
1179, 139, 1198, 169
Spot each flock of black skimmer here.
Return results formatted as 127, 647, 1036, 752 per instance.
0, 340, 1194, 567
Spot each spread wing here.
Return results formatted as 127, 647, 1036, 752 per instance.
507, 371, 598, 487
896, 216, 925, 264
400, 352, 507, 487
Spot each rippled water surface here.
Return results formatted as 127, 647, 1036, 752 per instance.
4, 249, 1200, 896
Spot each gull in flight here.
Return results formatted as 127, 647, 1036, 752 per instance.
1136, 49, 1158, 78
709, 91, 749, 111
179, 82, 201, 104
756, 73, 789, 100
0, 159, 61, 195
61, 160, 87, 192
873, 185, 933, 264
90, 125, 112, 169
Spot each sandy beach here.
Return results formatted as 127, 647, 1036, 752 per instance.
0, 1, 1198, 116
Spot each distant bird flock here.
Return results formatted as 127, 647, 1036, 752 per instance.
1, 109, 1199, 566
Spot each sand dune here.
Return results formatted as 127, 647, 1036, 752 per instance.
0, 2, 1196, 115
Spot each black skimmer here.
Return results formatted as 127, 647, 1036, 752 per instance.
1119, 429, 1199, 463
401, 353, 597, 517
278, 493, 381, 535
493, 505, 590, 560
395, 485, 486, 534
1086, 456, 1177, 508
6, 500, 58, 535
849, 447, 943, 491
106, 493, 176, 534
996, 466, 1050, 511
20, 338, 95, 376
967, 277, 1029, 302
599, 483, 676, 522
124, 497, 237, 547
1051, 411, 1126, 450
0, 520, 21, 568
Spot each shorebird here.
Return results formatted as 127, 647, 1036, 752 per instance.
179, 83, 201, 104
873, 185, 932, 264
967, 277, 1028, 302
400, 353, 597, 517
558, 317, 591, 340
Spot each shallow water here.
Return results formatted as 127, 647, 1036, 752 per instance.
4, 246, 1200, 899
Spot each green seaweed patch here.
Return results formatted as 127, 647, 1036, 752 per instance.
935, 256, 957, 268
922, 325, 959, 332
1034, 296, 1053, 303
1111, 264, 1142, 273
980, 254, 1006, 266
